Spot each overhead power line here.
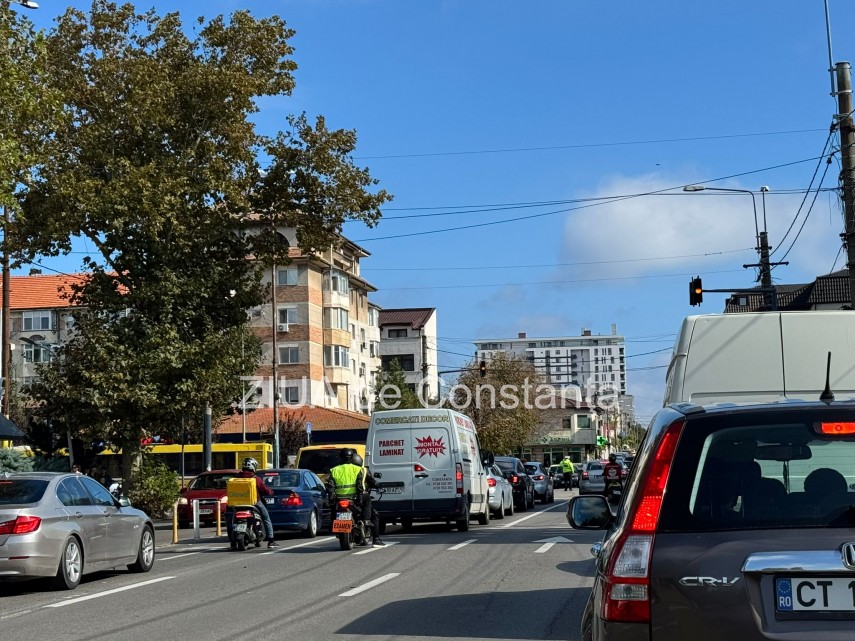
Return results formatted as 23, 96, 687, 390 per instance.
354, 128, 826, 160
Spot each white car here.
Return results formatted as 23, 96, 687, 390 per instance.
485, 464, 513, 519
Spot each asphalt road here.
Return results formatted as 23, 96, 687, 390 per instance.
0, 493, 599, 641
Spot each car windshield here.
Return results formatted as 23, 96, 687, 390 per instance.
299, 451, 342, 475
188, 473, 236, 491
258, 471, 301, 488
660, 412, 855, 531
0, 479, 49, 505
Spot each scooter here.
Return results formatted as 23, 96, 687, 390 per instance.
332, 488, 383, 551
227, 505, 265, 551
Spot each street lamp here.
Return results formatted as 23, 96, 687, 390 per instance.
682, 185, 777, 310
11, 0, 39, 8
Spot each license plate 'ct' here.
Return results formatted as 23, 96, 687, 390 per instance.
776, 577, 855, 612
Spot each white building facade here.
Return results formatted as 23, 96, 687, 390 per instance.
378, 308, 438, 401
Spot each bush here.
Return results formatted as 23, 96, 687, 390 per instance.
128, 457, 180, 518
0, 448, 34, 472
32, 456, 71, 472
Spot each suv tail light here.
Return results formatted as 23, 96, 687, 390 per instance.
581, 471, 589, 480
603, 419, 684, 624
487, 477, 497, 487
456, 463, 464, 494
532, 474, 544, 481
0, 515, 42, 535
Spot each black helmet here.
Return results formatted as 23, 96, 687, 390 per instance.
608, 453, 617, 463
241, 457, 259, 472
339, 448, 354, 464
351, 453, 364, 467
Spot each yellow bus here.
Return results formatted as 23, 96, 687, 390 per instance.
97, 442, 274, 484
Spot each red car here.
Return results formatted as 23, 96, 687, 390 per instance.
177, 469, 240, 528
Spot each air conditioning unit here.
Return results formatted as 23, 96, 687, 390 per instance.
277, 323, 289, 332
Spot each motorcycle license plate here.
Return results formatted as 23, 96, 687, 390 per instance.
333, 512, 353, 533
234, 523, 247, 533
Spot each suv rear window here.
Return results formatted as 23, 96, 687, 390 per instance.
659, 410, 855, 531
494, 459, 517, 472
0, 479, 49, 505
298, 451, 342, 475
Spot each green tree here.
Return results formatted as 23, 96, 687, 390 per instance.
277, 409, 308, 465
452, 352, 545, 455
0, 448, 33, 472
374, 358, 423, 409
12, 2, 390, 492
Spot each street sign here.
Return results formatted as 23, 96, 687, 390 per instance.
305, 422, 312, 433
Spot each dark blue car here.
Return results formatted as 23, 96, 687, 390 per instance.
256, 469, 332, 538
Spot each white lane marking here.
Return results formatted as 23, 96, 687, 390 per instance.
263, 536, 336, 555
353, 541, 399, 555
0, 609, 32, 620
499, 502, 566, 529
535, 542, 556, 553
339, 573, 400, 597
159, 552, 201, 561
45, 576, 175, 608
447, 539, 477, 551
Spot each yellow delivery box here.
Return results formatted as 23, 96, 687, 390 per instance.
226, 477, 257, 507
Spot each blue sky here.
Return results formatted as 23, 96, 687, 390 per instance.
19, 1, 855, 422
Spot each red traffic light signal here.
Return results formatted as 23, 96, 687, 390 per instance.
689, 276, 703, 306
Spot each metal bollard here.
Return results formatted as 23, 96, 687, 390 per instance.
172, 499, 179, 544
216, 501, 222, 536
192, 498, 201, 542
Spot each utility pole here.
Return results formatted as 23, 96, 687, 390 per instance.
1, 204, 9, 417
835, 62, 855, 308
271, 262, 280, 468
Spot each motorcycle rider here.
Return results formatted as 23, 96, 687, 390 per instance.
233, 457, 278, 549
602, 453, 623, 498
353, 453, 385, 548
327, 449, 385, 548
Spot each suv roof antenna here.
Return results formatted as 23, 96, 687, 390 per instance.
820, 351, 835, 403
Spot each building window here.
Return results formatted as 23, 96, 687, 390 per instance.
277, 268, 299, 286
278, 308, 298, 325
381, 354, 415, 372
283, 386, 300, 404
324, 269, 349, 294
324, 345, 350, 368
23, 342, 54, 363
388, 328, 407, 339
279, 346, 299, 364
578, 415, 592, 429
368, 308, 377, 326
23, 311, 52, 332
370, 341, 379, 358
323, 307, 348, 330
359, 363, 366, 377
562, 418, 573, 430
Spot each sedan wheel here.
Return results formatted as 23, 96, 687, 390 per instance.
52, 537, 82, 590
493, 497, 505, 520
303, 510, 318, 538
129, 525, 155, 573
504, 497, 514, 517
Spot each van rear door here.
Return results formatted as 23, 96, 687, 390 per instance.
409, 423, 455, 512
369, 425, 415, 510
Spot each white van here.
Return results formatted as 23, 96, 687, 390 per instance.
365, 408, 491, 532
663, 311, 855, 406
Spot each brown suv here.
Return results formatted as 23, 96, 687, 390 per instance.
567, 401, 855, 641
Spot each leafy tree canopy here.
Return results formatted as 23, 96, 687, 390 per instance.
453, 352, 545, 455
7, 2, 391, 488
374, 358, 423, 410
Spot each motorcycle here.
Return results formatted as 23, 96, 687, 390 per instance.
227, 505, 265, 551
332, 488, 383, 551
606, 480, 623, 506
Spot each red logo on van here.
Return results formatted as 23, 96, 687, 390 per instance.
415, 435, 446, 458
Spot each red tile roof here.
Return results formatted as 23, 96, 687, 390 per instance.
216, 406, 370, 435
1, 274, 87, 310
379, 308, 435, 329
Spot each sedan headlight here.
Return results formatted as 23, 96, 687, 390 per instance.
178, 497, 188, 505
220, 496, 228, 504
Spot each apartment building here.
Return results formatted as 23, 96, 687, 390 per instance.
1, 274, 81, 389
3, 229, 382, 415
247, 229, 382, 414
474, 325, 627, 397
378, 308, 438, 401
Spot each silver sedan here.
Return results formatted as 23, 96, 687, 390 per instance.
485, 464, 514, 519
0, 471, 155, 590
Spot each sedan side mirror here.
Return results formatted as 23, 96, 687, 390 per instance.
118, 497, 132, 508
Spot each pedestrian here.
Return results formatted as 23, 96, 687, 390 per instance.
71, 464, 81, 474
561, 455, 575, 491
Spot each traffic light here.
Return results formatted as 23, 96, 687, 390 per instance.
479, 360, 487, 378
689, 276, 703, 306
